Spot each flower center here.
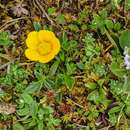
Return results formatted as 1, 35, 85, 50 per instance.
128, 58, 130, 62
37, 41, 52, 55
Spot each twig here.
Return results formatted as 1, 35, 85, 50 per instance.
33, 0, 63, 29
0, 61, 14, 70
33, 0, 54, 24
104, 44, 113, 53
75, 75, 84, 79
0, 17, 32, 32
0, 57, 19, 70
98, 126, 110, 130
19, 62, 34, 66
114, 12, 128, 27
74, 123, 88, 128
0, 53, 12, 61
104, 28, 117, 47
66, 97, 85, 109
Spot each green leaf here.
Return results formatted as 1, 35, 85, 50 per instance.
87, 90, 100, 103
124, 127, 130, 130
94, 64, 106, 76
125, 105, 130, 116
68, 24, 79, 32
61, 32, 69, 50
55, 93, 62, 103
38, 108, 44, 120
42, 106, 54, 114
51, 118, 61, 126
108, 113, 117, 125
61, 35, 78, 52
77, 9, 88, 24
59, 52, 65, 61
0, 32, 12, 46
68, 40, 78, 49
24, 80, 44, 94
33, 22, 42, 31
37, 120, 44, 130
30, 101, 39, 117
86, 105, 99, 121
43, 79, 54, 89
83, 33, 95, 45
91, 13, 105, 34
91, 9, 108, 34
77, 62, 85, 70
21, 93, 33, 104
49, 61, 60, 77
34, 63, 49, 80
99, 9, 108, 19
111, 61, 126, 77
28, 119, 37, 128
105, 19, 113, 30
119, 30, 130, 49
122, 75, 130, 92
108, 106, 121, 114
97, 79, 105, 87
85, 82, 97, 90
66, 62, 76, 75
81, 24, 88, 30
110, 80, 123, 95
48, 7, 56, 15
124, 0, 130, 11
56, 14, 65, 24
13, 123, 25, 130
17, 105, 30, 116
64, 75, 75, 91
114, 22, 121, 31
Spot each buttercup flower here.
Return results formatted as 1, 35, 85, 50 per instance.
25, 30, 60, 63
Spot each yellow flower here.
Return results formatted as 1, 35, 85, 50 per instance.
25, 30, 60, 63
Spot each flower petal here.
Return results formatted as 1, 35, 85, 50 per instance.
38, 30, 55, 43
25, 49, 40, 61
51, 38, 60, 55
39, 52, 55, 63
26, 31, 39, 49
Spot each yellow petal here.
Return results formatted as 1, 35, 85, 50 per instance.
51, 38, 60, 55
37, 41, 52, 55
39, 52, 55, 63
25, 49, 40, 61
26, 31, 39, 49
38, 30, 55, 43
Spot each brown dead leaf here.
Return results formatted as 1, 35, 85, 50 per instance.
0, 103, 16, 115
58, 103, 72, 114
12, 2, 28, 17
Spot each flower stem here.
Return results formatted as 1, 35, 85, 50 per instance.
105, 28, 117, 47
104, 28, 123, 55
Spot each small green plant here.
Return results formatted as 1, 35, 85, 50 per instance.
33, 22, 42, 32
0, 32, 13, 46
124, 0, 130, 11
56, 14, 65, 24
48, 7, 56, 16
83, 33, 100, 59
14, 93, 60, 130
